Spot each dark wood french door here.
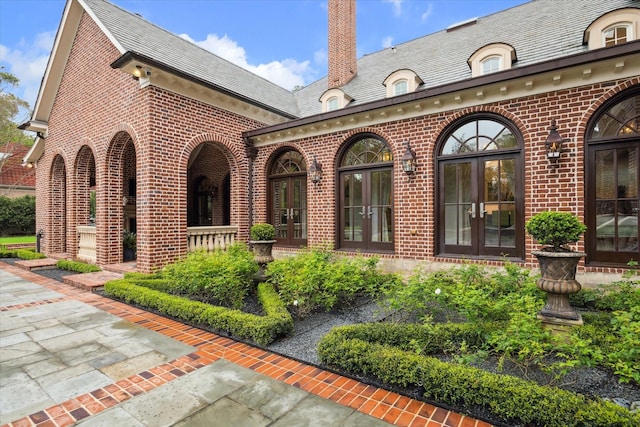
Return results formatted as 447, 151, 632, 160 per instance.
439, 154, 522, 258
340, 168, 393, 251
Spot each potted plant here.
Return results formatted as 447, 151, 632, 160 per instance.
249, 223, 276, 278
123, 230, 137, 262
525, 211, 587, 322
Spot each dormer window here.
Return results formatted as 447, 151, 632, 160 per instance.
319, 88, 352, 112
604, 24, 630, 46
383, 69, 423, 98
584, 8, 640, 50
327, 97, 339, 111
481, 56, 501, 75
393, 80, 408, 96
468, 43, 516, 78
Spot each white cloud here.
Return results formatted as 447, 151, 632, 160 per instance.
0, 30, 54, 118
383, 0, 404, 17
382, 36, 394, 49
421, 3, 434, 21
180, 32, 313, 90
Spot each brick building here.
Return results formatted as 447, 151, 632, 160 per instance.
21, 0, 640, 275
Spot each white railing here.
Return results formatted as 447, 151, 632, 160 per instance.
77, 225, 97, 263
187, 226, 238, 252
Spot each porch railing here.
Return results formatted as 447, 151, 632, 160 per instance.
187, 226, 238, 252
77, 225, 97, 263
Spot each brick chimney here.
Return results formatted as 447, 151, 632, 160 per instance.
328, 0, 357, 88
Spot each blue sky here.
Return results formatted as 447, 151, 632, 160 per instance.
0, 0, 528, 123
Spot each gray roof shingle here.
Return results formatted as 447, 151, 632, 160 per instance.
82, 0, 637, 121
82, 0, 300, 118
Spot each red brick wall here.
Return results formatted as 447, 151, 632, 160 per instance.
251, 78, 640, 275
37, 11, 266, 272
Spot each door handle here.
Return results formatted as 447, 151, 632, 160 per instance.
480, 202, 487, 219
367, 207, 374, 217
469, 203, 476, 219
359, 208, 365, 217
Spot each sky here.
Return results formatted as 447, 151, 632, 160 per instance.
0, 0, 529, 123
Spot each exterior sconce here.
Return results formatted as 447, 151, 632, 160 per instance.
132, 65, 151, 80
545, 119, 567, 168
401, 141, 417, 176
309, 155, 323, 185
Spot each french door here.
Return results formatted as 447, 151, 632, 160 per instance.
586, 141, 639, 264
271, 176, 307, 246
340, 168, 393, 251
439, 155, 522, 258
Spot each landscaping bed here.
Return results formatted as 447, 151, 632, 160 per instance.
5, 246, 638, 426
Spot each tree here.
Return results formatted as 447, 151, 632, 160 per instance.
0, 68, 33, 147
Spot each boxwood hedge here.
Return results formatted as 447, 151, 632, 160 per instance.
318, 323, 639, 427
104, 277, 292, 346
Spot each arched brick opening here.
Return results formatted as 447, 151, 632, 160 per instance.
49, 155, 67, 254
187, 142, 232, 227
101, 131, 136, 265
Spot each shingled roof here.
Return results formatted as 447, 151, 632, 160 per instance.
39, 0, 640, 126
0, 143, 35, 189
82, 0, 300, 118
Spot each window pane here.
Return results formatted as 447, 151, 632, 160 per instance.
394, 80, 408, 96
328, 97, 339, 111
596, 201, 616, 251
341, 138, 392, 166
591, 94, 640, 138
482, 57, 500, 74
271, 150, 306, 175
596, 150, 616, 199
442, 119, 517, 155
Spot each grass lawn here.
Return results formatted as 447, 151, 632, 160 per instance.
0, 235, 36, 244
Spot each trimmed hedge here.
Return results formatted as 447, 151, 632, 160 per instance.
104, 278, 293, 346
56, 259, 101, 273
318, 324, 640, 427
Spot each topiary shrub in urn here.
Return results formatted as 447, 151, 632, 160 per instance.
249, 223, 276, 279
526, 211, 587, 323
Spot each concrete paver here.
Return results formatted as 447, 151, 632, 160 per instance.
1, 262, 491, 427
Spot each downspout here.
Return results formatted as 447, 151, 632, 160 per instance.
244, 136, 258, 230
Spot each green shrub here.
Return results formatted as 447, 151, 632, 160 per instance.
15, 248, 46, 260
267, 247, 399, 318
383, 262, 639, 383
318, 325, 640, 427
0, 248, 18, 258
250, 223, 275, 241
104, 278, 292, 345
525, 211, 586, 251
162, 244, 258, 309
56, 259, 101, 273
0, 195, 36, 236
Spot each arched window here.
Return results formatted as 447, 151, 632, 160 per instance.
338, 136, 393, 251
481, 56, 501, 75
327, 97, 339, 111
604, 24, 630, 46
437, 116, 523, 259
393, 79, 408, 96
269, 150, 307, 246
585, 87, 640, 266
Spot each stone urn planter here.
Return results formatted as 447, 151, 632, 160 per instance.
532, 250, 586, 321
526, 211, 587, 325
249, 223, 276, 280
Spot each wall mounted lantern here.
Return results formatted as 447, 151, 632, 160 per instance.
309, 155, 323, 185
401, 141, 417, 176
545, 119, 567, 168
